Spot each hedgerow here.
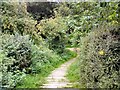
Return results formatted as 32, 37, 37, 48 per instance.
79, 25, 120, 88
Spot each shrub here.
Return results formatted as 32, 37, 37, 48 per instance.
0, 34, 33, 87
0, 1, 41, 44
79, 25, 120, 88
36, 17, 68, 53
0, 32, 67, 88
30, 44, 63, 73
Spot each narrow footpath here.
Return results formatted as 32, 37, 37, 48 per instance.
41, 48, 79, 88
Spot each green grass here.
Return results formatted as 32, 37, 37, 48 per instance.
16, 49, 77, 88
66, 57, 80, 88
16, 64, 54, 88
60, 49, 77, 60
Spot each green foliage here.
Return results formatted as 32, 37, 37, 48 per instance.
0, 34, 32, 87
56, 2, 119, 46
35, 2, 119, 49
0, 2, 41, 43
55, 3, 71, 17
16, 73, 45, 88
1, 1, 120, 88
1, 33, 72, 88
67, 59, 80, 88
16, 49, 76, 88
1, 33, 74, 88
60, 49, 77, 60
0, 1, 67, 88
30, 44, 62, 73
0, 10, 38, 36
79, 25, 120, 88
37, 17, 68, 53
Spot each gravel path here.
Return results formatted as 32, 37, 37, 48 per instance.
41, 48, 79, 88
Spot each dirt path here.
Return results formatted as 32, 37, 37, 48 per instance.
41, 48, 79, 88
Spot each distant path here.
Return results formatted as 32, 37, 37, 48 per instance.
41, 48, 80, 88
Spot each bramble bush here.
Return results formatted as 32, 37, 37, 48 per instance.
79, 25, 120, 88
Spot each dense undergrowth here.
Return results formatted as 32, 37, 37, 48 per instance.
0, 1, 72, 88
16, 49, 77, 88
0, 32, 76, 88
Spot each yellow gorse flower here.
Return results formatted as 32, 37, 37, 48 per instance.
98, 50, 105, 55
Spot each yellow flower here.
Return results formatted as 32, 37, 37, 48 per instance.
98, 50, 105, 55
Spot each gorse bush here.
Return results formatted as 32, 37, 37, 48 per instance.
79, 25, 120, 88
